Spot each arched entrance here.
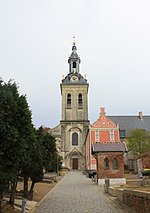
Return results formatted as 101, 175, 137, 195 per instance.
64, 148, 85, 170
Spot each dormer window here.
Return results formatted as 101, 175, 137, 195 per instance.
119, 130, 125, 138
67, 94, 71, 107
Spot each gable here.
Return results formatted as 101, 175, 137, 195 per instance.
92, 115, 117, 129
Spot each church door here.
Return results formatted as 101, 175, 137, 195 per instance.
72, 158, 78, 170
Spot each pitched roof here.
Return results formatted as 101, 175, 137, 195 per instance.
92, 143, 127, 153
108, 116, 150, 135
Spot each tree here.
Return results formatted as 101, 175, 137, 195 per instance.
127, 129, 150, 154
26, 127, 58, 200
0, 79, 35, 209
0, 79, 61, 209
37, 127, 57, 171
49, 152, 62, 173
22, 131, 44, 200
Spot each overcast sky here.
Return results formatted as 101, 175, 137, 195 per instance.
1, 0, 150, 128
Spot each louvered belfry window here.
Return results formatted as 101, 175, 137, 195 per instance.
67, 94, 71, 106
78, 93, 82, 107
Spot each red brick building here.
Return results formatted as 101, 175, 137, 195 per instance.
86, 107, 120, 170
92, 143, 127, 185
86, 107, 127, 185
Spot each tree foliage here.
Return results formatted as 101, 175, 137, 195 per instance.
37, 127, 57, 170
0, 79, 60, 208
0, 79, 35, 208
127, 129, 150, 154
25, 127, 59, 200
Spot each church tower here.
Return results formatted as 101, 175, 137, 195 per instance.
60, 41, 89, 170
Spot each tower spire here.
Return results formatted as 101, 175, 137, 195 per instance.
68, 37, 80, 73
61, 40, 88, 84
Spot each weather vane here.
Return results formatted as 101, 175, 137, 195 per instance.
73, 36, 75, 45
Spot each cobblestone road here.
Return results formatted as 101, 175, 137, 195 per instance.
36, 171, 128, 213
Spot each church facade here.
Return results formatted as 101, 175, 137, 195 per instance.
50, 42, 89, 170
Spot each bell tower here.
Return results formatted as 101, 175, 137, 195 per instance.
60, 40, 89, 170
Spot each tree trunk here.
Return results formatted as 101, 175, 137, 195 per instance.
23, 176, 28, 198
9, 177, 18, 206
28, 181, 35, 200
0, 185, 4, 213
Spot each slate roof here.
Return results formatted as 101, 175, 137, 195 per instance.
92, 143, 127, 153
108, 116, 150, 135
61, 73, 88, 84
68, 43, 81, 63
69, 52, 80, 60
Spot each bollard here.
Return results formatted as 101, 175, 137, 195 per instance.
104, 179, 110, 193
22, 197, 26, 213
140, 177, 145, 186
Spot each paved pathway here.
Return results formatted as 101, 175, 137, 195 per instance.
36, 171, 128, 213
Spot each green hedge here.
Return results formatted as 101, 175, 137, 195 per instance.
142, 169, 150, 176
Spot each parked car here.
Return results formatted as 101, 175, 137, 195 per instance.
86, 170, 97, 178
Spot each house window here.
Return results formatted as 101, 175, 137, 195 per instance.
110, 130, 114, 141
67, 94, 71, 107
72, 132, 78, 146
119, 130, 126, 138
78, 94, 82, 107
112, 158, 118, 170
95, 130, 99, 141
104, 158, 109, 169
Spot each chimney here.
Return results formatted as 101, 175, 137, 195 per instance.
139, 111, 143, 120
100, 107, 106, 116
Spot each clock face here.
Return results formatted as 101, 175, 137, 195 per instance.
71, 75, 78, 82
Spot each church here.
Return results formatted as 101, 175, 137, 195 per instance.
47, 41, 90, 170
46, 41, 150, 174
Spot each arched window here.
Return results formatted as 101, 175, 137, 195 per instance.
72, 132, 78, 146
73, 61, 76, 68
104, 158, 109, 169
67, 94, 71, 106
78, 94, 82, 107
113, 158, 118, 170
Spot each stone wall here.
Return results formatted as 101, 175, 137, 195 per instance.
108, 187, 150, 213
123, 189, 150, 213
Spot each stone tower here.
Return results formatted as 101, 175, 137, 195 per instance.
60, 41, 89, 170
